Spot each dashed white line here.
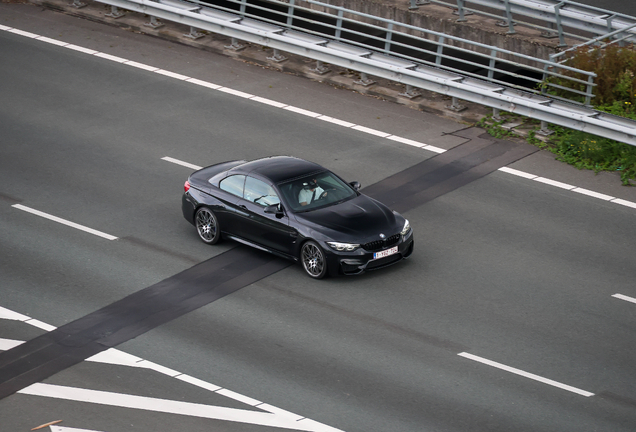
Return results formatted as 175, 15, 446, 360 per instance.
12, 204, 118, 240
458, 352, 595, 397
612, 293, 636, 304
4, 24, 635, 211
161, 156, 203, 170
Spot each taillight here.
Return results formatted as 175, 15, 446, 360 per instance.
184, 180, 190, 192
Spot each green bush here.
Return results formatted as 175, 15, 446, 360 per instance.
539, 44, 636, 185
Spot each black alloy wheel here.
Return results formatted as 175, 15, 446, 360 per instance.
195, 207, 221, 244
301, 241, 327, 279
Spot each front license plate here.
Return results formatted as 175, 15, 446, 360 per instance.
374, 246, 398, 260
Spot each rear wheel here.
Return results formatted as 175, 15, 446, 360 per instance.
195, 207, 220, 244
301, 241, 328, 279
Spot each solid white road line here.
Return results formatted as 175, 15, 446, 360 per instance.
612, 293, 636, 304
458, 352, 595, 397
19, 383, 345, 432
11, 204, 118, 240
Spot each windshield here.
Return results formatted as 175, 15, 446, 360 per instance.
278, 171, 358, 212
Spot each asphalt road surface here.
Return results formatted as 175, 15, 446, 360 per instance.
1, 4, 636, 432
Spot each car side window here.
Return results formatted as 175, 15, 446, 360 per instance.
219, 175, 246, 198
244, 176, 281, 207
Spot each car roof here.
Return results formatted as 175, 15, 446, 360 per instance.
230, 156, 325, 184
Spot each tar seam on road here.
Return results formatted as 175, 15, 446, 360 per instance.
363, 128, 539, 213
0, 246, 291, 400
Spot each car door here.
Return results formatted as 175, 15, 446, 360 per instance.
235, 176, 297, 256
215, 174, 246, 235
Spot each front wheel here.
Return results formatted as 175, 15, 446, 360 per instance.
195, 207, 221, 245
301, 241, 328, 279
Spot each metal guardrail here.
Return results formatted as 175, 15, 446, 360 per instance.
92, 0, 636, 145
409, 0, 636, 47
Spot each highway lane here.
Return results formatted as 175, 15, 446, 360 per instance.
1, 4, 636, 432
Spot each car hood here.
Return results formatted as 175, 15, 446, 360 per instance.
294, 194, 403, 241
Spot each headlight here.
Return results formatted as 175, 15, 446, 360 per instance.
327, 241, 360, 252
401, 219, 411, 236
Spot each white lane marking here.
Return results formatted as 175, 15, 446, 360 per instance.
20, 383, 344, 432
458, 352, 595, 397
386, 135, 426, 148
66, 44, 98, 55
317, 115, 356, 128
284, 106, 322, 117
0, 306, 58, 331
124, 61, 159, 71
252, 96, 288, 108
612, 293, 636, 304
51, 426, 104, 432
161, 156, 203, 170
37, 36, 69, 47
533, 177, 576, 190
0, 307, 341, 430
498, 166, 538, 179
218, 87, 254, 98
11, 204, 118, 240
176, 374, 222, 392
0, 338, 22, 350
185, 77, 222, 89
612, 198, 636, 209
9, 28, 38, 38
4, 25, 635, 211
94, 52, 127, 63
352, 125, 391, 137
572, 187, 614, 201
155, 69, 190, 80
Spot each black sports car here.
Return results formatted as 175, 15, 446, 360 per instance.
182, 156, 414, 278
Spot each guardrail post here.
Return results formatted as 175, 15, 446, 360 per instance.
447, 96, 466, 112
399, 85, 421, 99
454, 0, 473, 23
185, 27, 205, 40
553, 2, 567, 47
384, 23, 393, 53
409, 0, 430, 10
335, 10, 344, 42
488, 49, 497, 81
311, 60, 330, 75
538, 120, 554, 136
354, 73, 375, 86
145, 16, 164, 29
286, 0, 295, 28
496, 0, 516, 35
493, 108, 502, 120
606, 15, 625, 47
585, 75, 594, 106
105, 5, 124, 18
436, 36, 445, 66
267, 49, 288, 63
225, 38, 245, 51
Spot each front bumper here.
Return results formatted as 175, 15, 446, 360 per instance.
323, 230, 414, 276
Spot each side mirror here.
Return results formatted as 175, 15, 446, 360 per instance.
349, 181, 361, 191
264, 204, 285, 218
